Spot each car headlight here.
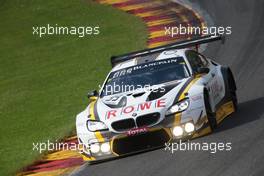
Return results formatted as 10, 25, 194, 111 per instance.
184, 122, 195, 133
172, 126, 183, 137
100, 142, 111, 153
166, 99, 189, 115
87, 120, 108, 132
90, 143, 100, 153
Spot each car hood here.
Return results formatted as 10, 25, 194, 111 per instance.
92, 78, 190, 129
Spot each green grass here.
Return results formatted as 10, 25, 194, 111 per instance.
0, 0, 147, 175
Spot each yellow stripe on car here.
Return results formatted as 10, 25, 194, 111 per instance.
89, 101, 105, 142
179, 76, 201, 101
216, 101, 235, 124
174, 77, 201, 125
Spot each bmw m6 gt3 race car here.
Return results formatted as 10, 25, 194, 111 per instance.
76, 35, 237, 162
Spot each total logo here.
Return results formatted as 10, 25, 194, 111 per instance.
105, 98, 166, 119
126, 127, 148, 136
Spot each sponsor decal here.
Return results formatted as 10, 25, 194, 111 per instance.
112, 58, 182, 79
191, 95, 202, 101
105, 98, 166, 119
126, 127, 148, 136
211, 79, 223, 99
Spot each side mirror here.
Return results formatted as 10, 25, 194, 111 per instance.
197, 67, 210, 74
87, 90, 98, 99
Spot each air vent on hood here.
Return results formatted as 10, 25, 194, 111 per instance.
104, 96, 127, 109
132, 92, 145, 98
147, 82, 179, 101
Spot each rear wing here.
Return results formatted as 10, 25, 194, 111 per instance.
110, 34, 225, 67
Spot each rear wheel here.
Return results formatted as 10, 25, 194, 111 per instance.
204, 91, 217, 130
227, 70, 238, 111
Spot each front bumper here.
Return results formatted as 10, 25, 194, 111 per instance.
78, 100, 236, 162
81, 125, 197, 162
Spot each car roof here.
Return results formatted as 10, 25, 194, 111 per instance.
111, 48, 188, 72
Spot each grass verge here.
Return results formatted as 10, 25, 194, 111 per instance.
0, 0, 147, 175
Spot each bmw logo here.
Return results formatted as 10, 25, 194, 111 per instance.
132, 113, 137, 117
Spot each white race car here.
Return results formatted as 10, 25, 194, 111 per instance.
76, 35, 237, 162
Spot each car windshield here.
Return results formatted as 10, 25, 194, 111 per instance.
101, 57, 189, 97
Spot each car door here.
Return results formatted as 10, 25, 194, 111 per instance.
185, 50, 220, 110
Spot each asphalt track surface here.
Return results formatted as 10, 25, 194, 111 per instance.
72, 0, 264, 175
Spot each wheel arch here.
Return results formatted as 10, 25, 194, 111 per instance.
221, 66, 237, 92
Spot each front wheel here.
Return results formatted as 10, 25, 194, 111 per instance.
230, 90, 238, 112
204, 91, 217, 131
227, 70, 238, 111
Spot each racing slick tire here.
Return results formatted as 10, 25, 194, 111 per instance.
204, 89, 217, 130
228, 69, 238, 111
222, 67, 238, 112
